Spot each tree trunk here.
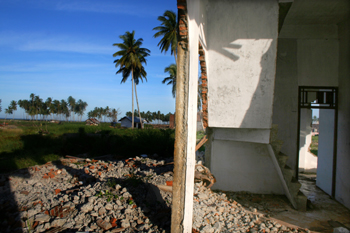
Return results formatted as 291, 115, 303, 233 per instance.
174, 51, 177, 65
131, 69, 134, 129
134, 82, 143, 129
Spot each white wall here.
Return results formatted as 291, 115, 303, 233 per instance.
211, 139, 284, 194
206, 0, 278, 129
316, 109, 335, 196
299, 109, 318, 173
335, 17, 350, 209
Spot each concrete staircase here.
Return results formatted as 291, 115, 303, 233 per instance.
269, 125, 308, 211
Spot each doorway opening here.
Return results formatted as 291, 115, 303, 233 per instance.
297, 86, 338, 197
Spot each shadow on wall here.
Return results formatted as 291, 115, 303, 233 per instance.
239, 41, 276, 129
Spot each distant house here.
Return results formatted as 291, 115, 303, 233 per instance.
85, 118, 100, 126
119, 116, 147, 129
312, 123, 319, 136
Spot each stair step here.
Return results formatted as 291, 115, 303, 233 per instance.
270, 124, 279, 142
296, 191, 308, 211
282, 166, 294, 183
277, 152, 289, 168
271, 140, 284, 155
287, 180, 302, 198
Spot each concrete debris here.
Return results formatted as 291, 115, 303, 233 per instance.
0, 155, 307, 233
334, 227, 350, 233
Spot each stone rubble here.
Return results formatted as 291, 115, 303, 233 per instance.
0, 155, 308, 233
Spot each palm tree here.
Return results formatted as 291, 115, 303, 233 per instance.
162, 64, 177, 98
10, 100, 17, 120
153, 10, 178, 63
113, 30, 150, 129
67, 96, 76, 121
76, 99, 88, 121
4, 108, 13, 123
119, 63, 148, 128
45, 97, 53, 120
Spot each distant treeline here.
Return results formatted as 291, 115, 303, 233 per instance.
3, 94, 89, 121
125, 110, 172, 122
2, 94, 121, 122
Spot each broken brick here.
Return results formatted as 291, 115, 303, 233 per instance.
166, 181, 173, 186
55, 189, 61, 195
42, 174, 49, 179
32, 221, 39, 229
48, 171, 55, 178
90, 166, 95, 169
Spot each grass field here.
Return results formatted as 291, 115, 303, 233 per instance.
0, 120, 175, 173
310, 135, 318, 156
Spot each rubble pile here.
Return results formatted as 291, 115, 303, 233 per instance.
0, 156, 307, 233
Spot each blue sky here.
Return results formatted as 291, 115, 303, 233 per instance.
0, 0, 177, 120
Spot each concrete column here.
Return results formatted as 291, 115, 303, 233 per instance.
316, 109, 335, 196
171, 0, 199, 232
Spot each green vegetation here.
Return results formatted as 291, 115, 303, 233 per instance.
310, 135, 318, 156
0, 120, 175, 173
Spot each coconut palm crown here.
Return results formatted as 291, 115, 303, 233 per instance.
153, 10, 178, 62
162, 64, 177, 98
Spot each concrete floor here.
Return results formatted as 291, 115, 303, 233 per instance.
271, 173, 350, 232
226, 173, 350, 233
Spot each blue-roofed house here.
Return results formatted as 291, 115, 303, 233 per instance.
119, 116, 147, 129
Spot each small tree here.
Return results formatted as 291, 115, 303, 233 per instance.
5, 108, 13, 123
10, 100, 17, 120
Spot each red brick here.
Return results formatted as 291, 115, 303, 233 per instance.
42, 174, 49, 179
55, 189, 61, 195
110, 218, 117, 224
98, 172, 102, 176
48, 171, 55, 178
166, 181, 173, 186
32, 221, 38, 229
84, 168, 89, 174
177, 4, 186, 10
179, 26, 187, 31
90, 166, 95, 169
